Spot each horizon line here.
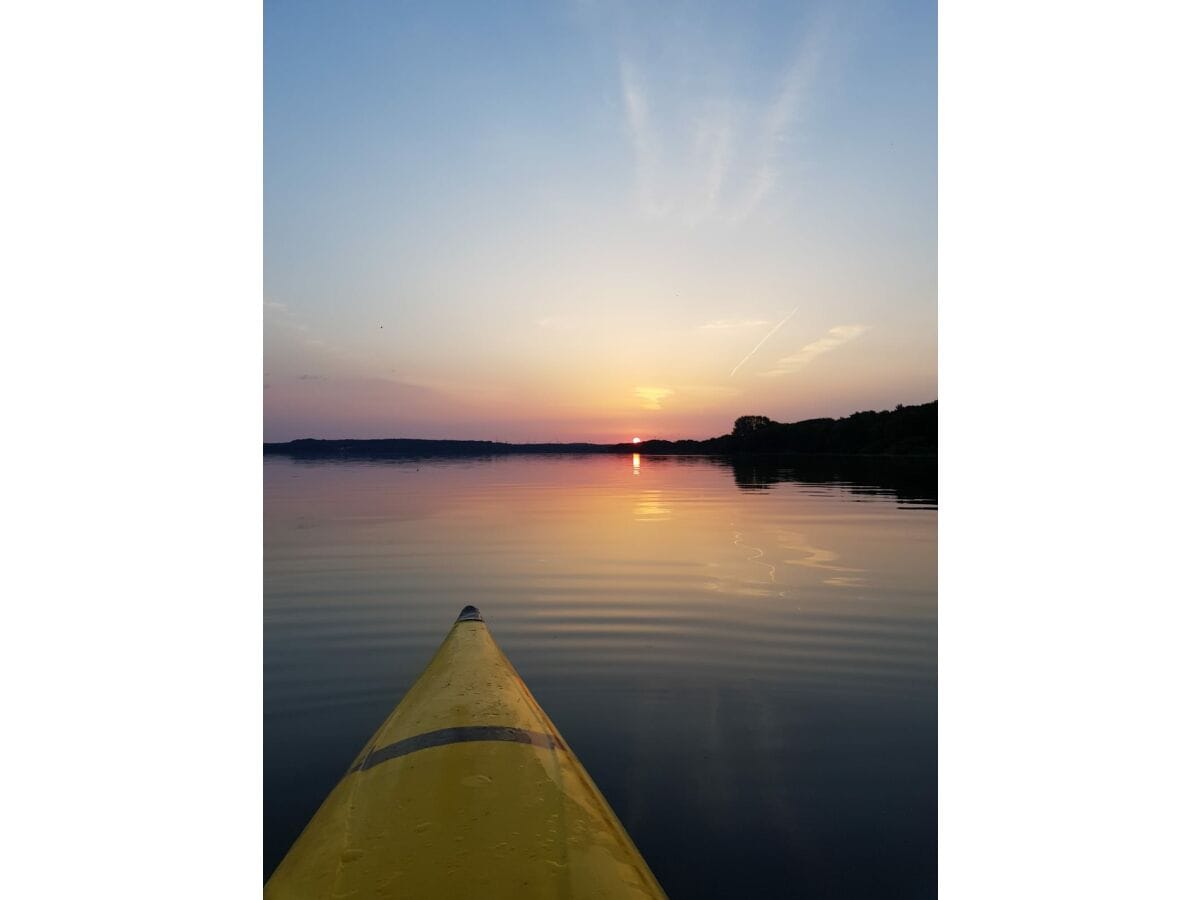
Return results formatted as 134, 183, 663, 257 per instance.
265, 399, 937, 446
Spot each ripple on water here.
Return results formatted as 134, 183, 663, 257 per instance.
264, 454, 937, 895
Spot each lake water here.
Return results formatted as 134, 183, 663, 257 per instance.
264, 453, 937, 897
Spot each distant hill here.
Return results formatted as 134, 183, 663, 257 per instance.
263, 438, 611, 458
264, 401, 936, 459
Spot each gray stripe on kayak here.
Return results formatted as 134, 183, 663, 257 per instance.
354, 726, 558, 772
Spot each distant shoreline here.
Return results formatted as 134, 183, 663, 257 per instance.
265, 401, 937, 460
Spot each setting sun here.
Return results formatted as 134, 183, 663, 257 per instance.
631, 437, 641, 444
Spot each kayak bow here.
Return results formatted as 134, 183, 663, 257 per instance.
266, 605, 667, 899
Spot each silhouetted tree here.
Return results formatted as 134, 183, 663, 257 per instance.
732, 415, 776, 438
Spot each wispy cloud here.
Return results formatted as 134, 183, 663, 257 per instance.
729, 306, 800, 376
700, 318, 772, 330
761, 324, 867, 377
264, 295, 350, 362
694, 98, 734, 219
729, 19, 830, 223
634, 386, 674, 409
609, 6, 835, 224
619, 59, 667, 217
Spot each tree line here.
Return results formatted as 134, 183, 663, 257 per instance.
265, 401, 937, 458
631, 401, 937, 456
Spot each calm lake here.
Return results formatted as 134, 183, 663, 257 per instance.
264, 453, 937, 897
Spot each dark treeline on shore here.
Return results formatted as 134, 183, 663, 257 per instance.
631, 401, 936, 456
264, 401, 936, 459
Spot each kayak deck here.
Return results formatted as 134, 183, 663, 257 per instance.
266, 606, 666, 899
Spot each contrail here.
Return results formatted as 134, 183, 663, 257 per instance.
729, 305, 800, 376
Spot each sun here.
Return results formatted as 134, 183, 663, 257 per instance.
631, 437, 641, 444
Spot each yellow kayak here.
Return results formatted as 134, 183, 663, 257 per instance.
266, 606, 667, 899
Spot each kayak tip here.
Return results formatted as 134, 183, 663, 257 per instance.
456, 604, 484, 623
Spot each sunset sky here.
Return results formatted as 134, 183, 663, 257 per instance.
264, 0, 936, 442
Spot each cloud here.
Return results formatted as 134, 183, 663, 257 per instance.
700, 318, 772, 330
761, 324, 867, 376
729, 305, 801, 376
619, 59, 667, 217
264, 296, 352, 362
608, 5, 835, 224
634, 386, 674, 409
694, 99, 734, 217
729, 17, 831, 223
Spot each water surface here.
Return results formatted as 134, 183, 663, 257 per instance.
264, 454, 936, 897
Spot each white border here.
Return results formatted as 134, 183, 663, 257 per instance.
942, 0, 1200, 896
2, 1, 262, 894
3, 0, 1199, 894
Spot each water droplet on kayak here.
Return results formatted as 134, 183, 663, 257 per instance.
461, 773, 493, 787
414, 822, 432, 833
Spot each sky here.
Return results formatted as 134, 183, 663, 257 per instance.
265, 0, 936, 443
